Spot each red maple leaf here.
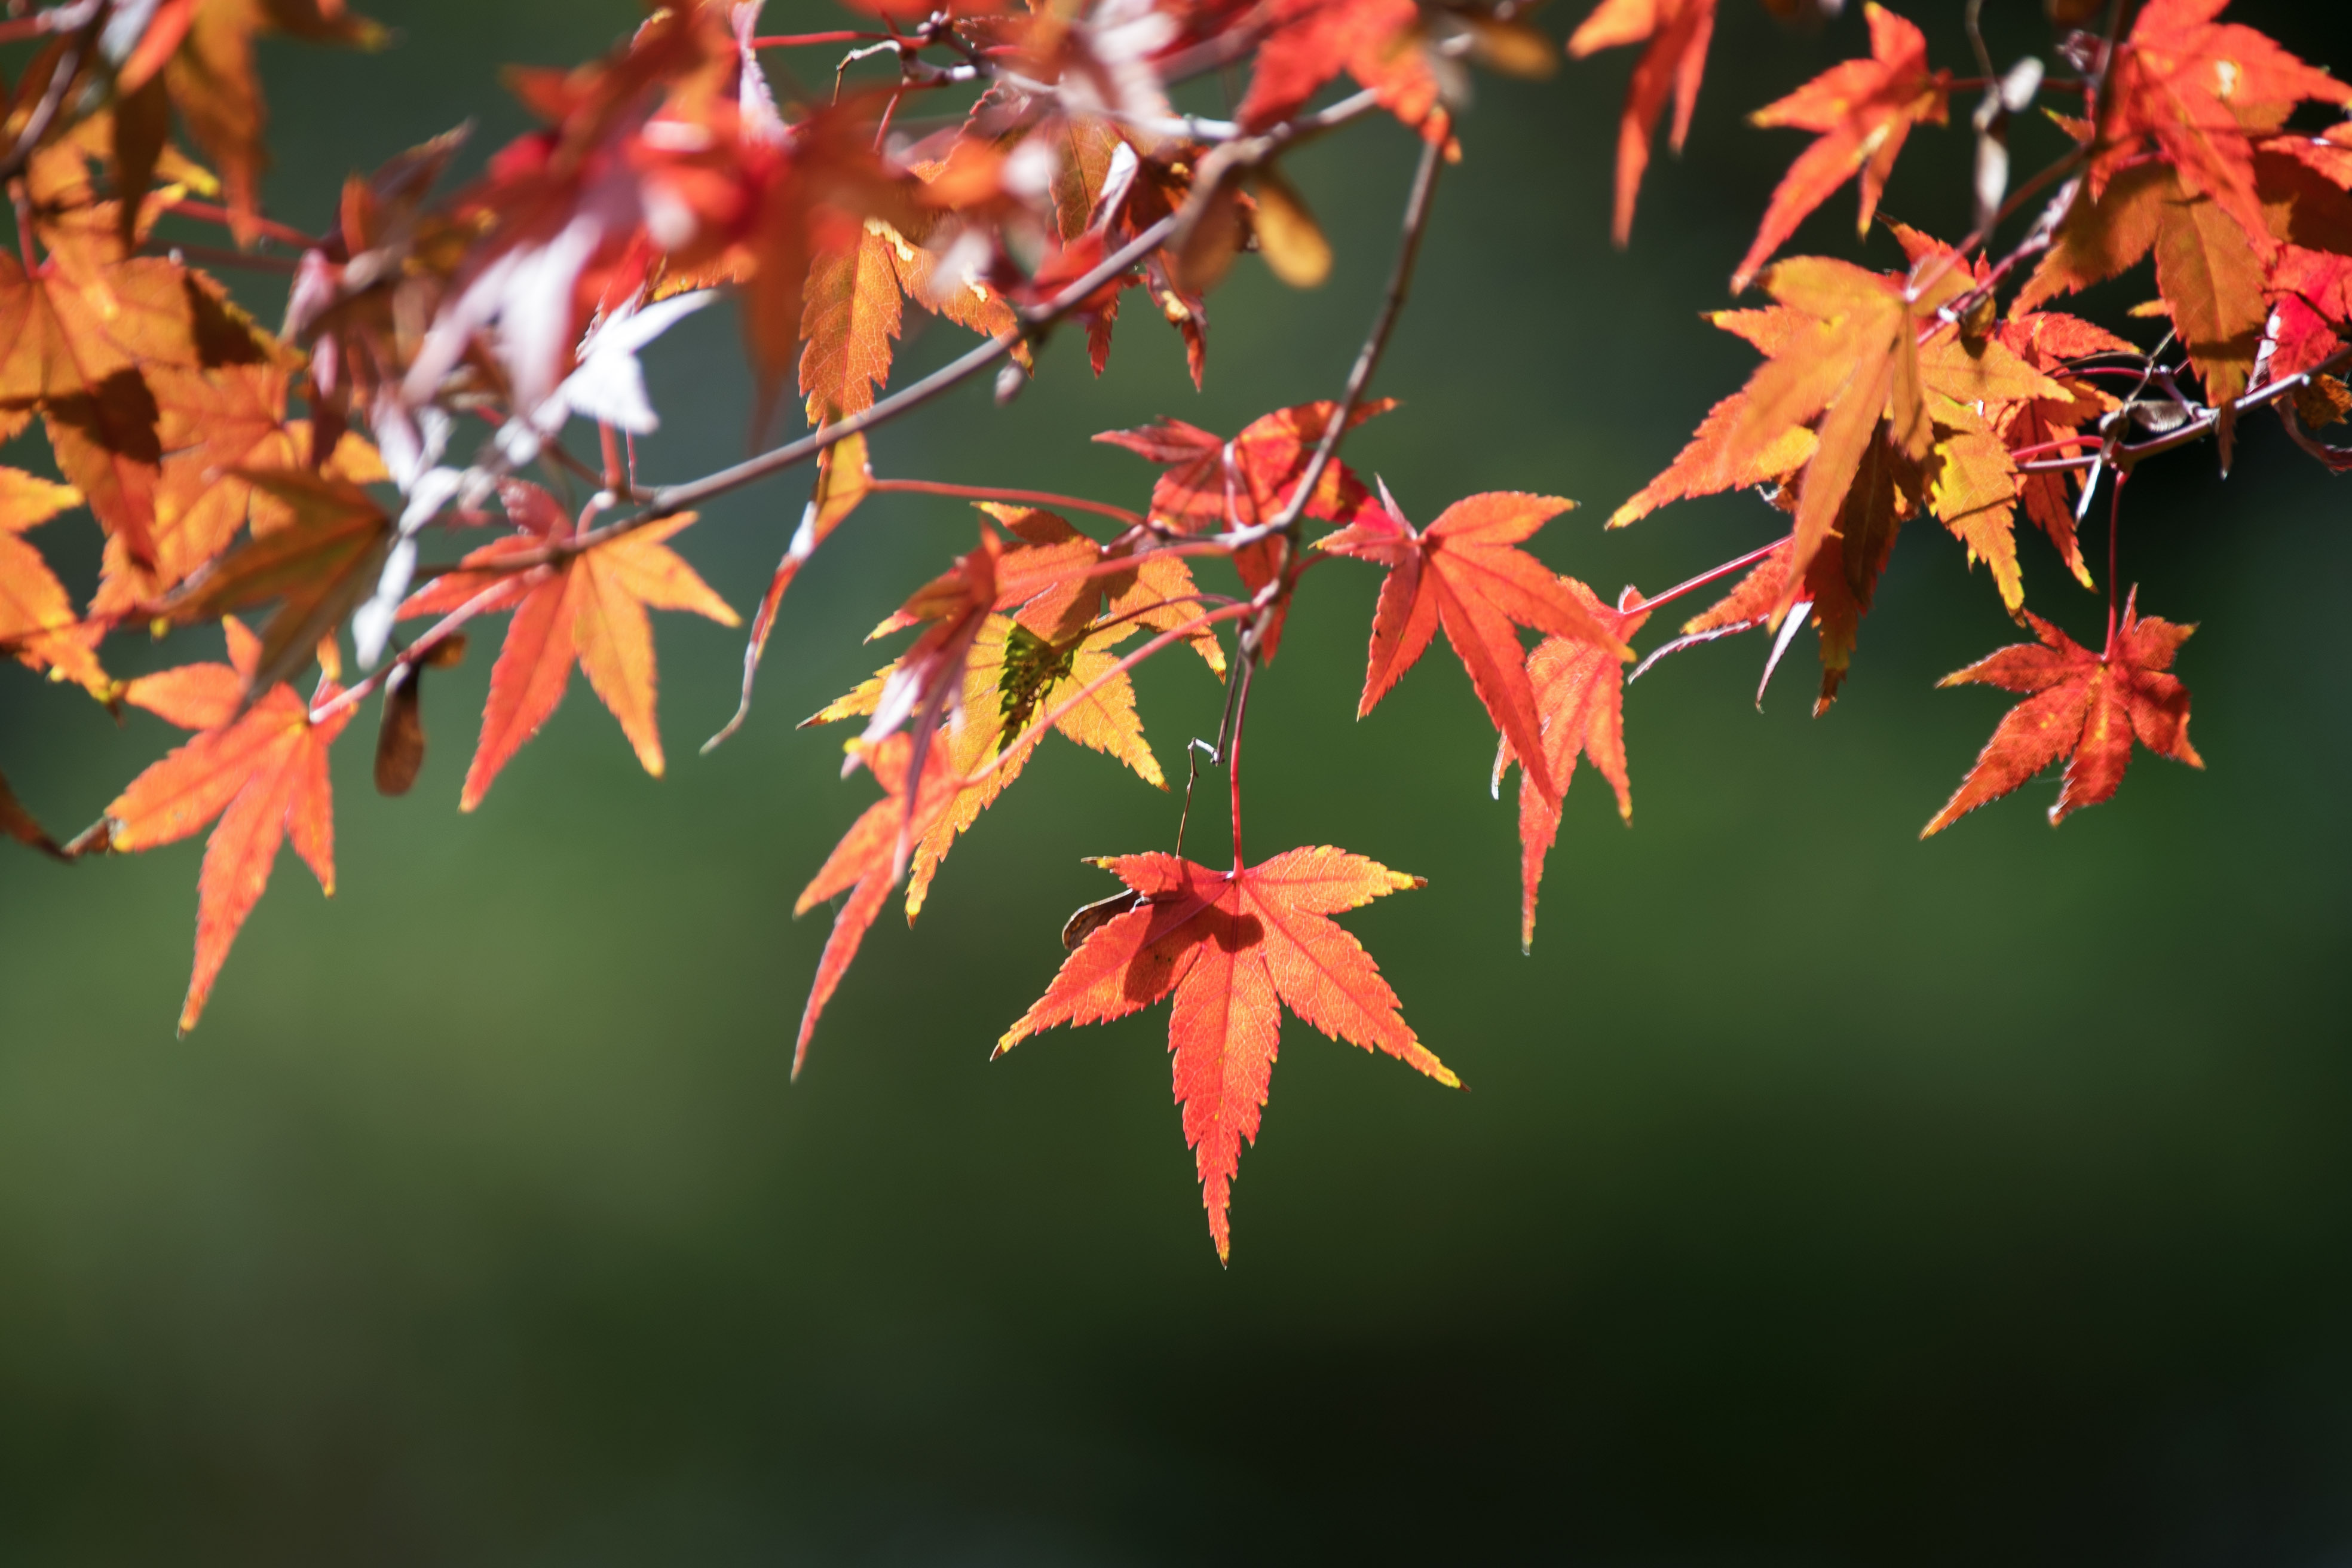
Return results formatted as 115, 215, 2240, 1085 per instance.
1098, 399, 1392, 656
1923, 592, 2202, 835
2094, 0, 2352, 260
1568, 0, 1719, 246
1234, 0, 1447, 141
103, 618, 350, 1032
997, 846, 1456, 1262
1319, 488, 1635, 803
1493, 579, 1651, 952
1732, 3, 1951, 293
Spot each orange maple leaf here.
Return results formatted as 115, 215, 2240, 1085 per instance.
1493, 579, 1651, 952
399, 482, 737, 811
1619, 253, 2060, 627
1923, 592, 2201, 835
1322, 487, 1636, 802
997, 846, 1456, 1263
117, 0, 384, 244
1568, 0, 1719, 246
0, 468, 108, 693
0, 152, 203, 566
103, 618, 351, 1032
1732, 4, 1950, 294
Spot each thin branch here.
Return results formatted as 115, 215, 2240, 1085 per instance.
159, 198, 324, 251
751, 30, 878, 48
1629, 537, 1787, 617
308, 573, 525, 725
1260, 130, 1446, 551
153, 241, 302, 274
494, 212, 1184, 572
0, 2, 100, 188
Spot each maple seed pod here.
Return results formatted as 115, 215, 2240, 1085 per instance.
375, 664, 427, 798
1172, 180, 1244, 296
1061, 889, 1145, 951
2046, 0, 2103, 24
422, 632, 468, 669
1250, 169, 1334, 289
1461, 16, 1558, 81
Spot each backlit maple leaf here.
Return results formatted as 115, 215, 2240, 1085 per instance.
2015, 162, 2268, 406
997, 846, 1456, 1262
0, 148, 204, 567
103, 618, 350, 1032
1492, 579, 1650, 952
399, 482, 737, 810
1569, 0, 1719, 246
2092, 0, 2351, 262
1732, 4, 1950, 294
1922, 592, 2201, 835
116, 0, 385, 245
807, 506, 1209, 917
1099, 398, 1392, 656
1620, 254, 2059, 629
1322, 487, 1634, 803
1235, 0, 1447, 142
0, 468, 107, 694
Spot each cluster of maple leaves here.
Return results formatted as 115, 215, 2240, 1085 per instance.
0, 0, 2345, 1261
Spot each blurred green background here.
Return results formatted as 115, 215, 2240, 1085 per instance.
5, 0, 2352, 1560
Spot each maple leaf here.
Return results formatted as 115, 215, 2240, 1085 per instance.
1994, 311, 2136, 587
1098, 399, 1392, 536
1651, 420, 1925, 716
0, 468, 108, 694
121, 0, 385, 245
1731, 4, 1951, 293
791, 730, 966, 1074
709, 431, 874, 750
797, 215, 1019, 426
1619, 255, 2060, 625
1321, 488, 1634, 803
1492, 580, 1650, 953
2015, 164, 2267, 406
0, 151, 205, 566
102, 618, 351, 1032
155, 467, 393, 696
0, 765, 66, 860
1098, 399, 1392, 657
997, 846, 1456, 1263
398, 482, 737, 810
1922, 592, 2201, 835
807, 506, 1212, 910
2092, 0, 2351, 264
1235, 0, 1448, 143
1568, 0, 1719, 246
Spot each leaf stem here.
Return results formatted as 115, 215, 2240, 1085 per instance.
308, 572, 529, 725
750, 30, 879, 48
160, 198, 324, 251
1629, 537, 1787, 616
870, 477, 1146, 528
963, 602, 1254, 791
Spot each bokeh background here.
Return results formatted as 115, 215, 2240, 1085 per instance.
4, 0, 2352, 1560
